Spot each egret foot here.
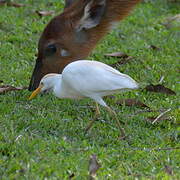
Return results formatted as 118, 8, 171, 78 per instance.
105, 106, 126, 140
85, 103, 100, 133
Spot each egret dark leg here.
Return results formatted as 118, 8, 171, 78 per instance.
85, 103, 100, 133
105, 106, 126, 139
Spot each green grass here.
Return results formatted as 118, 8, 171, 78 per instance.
0, 0, 179, 179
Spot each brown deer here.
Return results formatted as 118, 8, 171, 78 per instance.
29, 0, 141, 91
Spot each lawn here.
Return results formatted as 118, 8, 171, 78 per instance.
0, 0, 179, 179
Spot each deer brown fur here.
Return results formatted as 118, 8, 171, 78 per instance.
29, 0, 141, 91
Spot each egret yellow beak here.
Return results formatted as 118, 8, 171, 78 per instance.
28, 84, 43, 100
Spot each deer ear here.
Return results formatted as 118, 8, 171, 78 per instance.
76, 0, 106, 31
64, 0, 77, 8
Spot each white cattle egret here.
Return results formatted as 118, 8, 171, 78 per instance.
29, 60, 139, 137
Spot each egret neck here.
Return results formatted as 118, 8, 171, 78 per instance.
52, 75, 83, 99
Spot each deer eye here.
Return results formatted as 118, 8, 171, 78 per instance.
45, 44, 57, 56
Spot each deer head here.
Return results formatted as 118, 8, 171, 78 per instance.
28, 0, 140, 91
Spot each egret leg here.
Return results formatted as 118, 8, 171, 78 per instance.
105, 106, 126, 139
95, 102, 100, 117
85, 103, 100, 133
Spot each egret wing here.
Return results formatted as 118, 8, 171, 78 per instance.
62, 60, 138, 96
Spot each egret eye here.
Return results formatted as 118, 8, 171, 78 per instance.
45, 44, 57, 56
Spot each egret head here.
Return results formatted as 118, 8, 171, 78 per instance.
29, 73, 60, 100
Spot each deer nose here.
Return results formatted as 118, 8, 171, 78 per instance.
28, 59, 43, 91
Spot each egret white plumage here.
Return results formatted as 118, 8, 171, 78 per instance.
29, 60, 139, 137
